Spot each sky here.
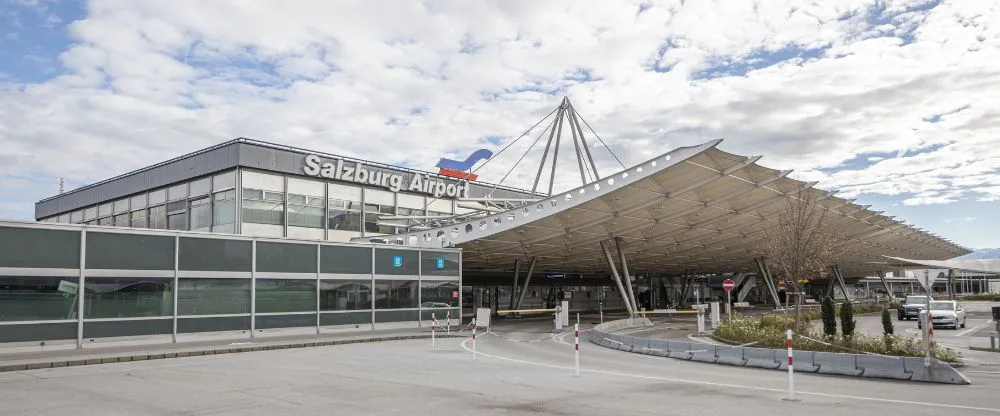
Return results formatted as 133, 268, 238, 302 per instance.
0, 0, 998, 250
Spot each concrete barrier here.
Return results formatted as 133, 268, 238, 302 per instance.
814, 351, 862, 376
588, 318, 969, 384
902, 357, 971, 385
857, 355, 911, 380
777, 350, 819, 373
689, 344, 718, 363
715, 346, 747, 366
743, 347, 781, 369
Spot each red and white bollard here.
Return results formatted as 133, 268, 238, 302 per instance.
431, 313, 437, 348
784, 328, 799, 402
471, 319, 477, 361
574, 323, 580, 377
446, 311, 451, 335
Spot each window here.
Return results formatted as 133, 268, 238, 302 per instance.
254, 279, 317, 313
113, 214, 129, 227
167, 183, 187, 201
242, 188, 284, 225
212, 190, 236, 230
189, 178, 211, 197
364, 204, 395, 234
0, 276, 80, 321
83, 277, 173, 318
130, 210, 147, 228
328, 199, 362, 231
148, 189, 166, 206
98, 216, 112, 226
189, 196, 211, 231
113, 199, 129, 214
421, 280, 460, 308
213, 171, 236, 191
98, 203, 113, 218
288, 194, 324, 228
84, 206, 97, 221
58, 214, 70, 223
167, 212, 187, 230
148, 205, 167, 229
320, 280, 371, 311
177, 279, 250, 315
71, 211, 83, 223
129, 194, 147, 210
375, 280, 418, 309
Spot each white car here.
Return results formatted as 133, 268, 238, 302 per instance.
917, 300, 967, 330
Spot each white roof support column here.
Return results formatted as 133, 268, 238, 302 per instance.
510, 259, 521, 310
875, 269, 893, 298
754, 257, 783, 310
615, 237, 639, 313
601, 240, 634, 317
513, 256, 537, 310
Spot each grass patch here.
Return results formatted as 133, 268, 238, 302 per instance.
715, 313, 962, 364
958, 294, 1000, 301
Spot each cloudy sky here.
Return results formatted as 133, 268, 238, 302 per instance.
1, 0, 997, 249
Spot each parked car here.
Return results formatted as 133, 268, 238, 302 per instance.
897, 295, 931, 321
917, 300, 967, 330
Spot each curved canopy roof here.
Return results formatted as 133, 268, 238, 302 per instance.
353, 140, 970, 277
879, 256, 1000, 275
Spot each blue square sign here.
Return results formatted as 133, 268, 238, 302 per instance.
393, 255, 403, 268
435, 257, 445, 269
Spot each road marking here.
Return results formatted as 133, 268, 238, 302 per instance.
958, 325, 983, 337
459, 339, 1000, 413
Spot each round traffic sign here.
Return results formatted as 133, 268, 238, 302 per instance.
722, 279, 736, 292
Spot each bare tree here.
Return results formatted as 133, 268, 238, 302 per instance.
758, 189, 848, 330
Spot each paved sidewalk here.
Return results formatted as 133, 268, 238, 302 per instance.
0, 328, 464, 372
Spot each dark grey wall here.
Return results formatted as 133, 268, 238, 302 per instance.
35, 139, 536, 220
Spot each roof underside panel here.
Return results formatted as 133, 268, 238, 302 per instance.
353, 140, 971, 277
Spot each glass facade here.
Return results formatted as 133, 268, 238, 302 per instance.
0, 223, 459, 344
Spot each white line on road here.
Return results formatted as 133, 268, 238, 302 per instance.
958, 325, 984, 337
459, 339, 1000, 413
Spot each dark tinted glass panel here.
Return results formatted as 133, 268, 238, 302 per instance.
375, 310, 418, 323
421, 251, 460, 277
256, 242, 316, 274
255, 279, 316, 313
178, 279, 250, 315
421, 308, 460, 321
374, 280, 417, 309
255, 314, 316, 329
320, 280, 371, 311
85, 232, 174, 270
0, 227, 80, 269
167, 213, 187, 230
327, 208, 361, 231
0, 322, 76, 343
320, 245, 372, 274
421, 280, 460, 308
177, 316, 250, 333
83, 277, 173, 318
83, 319, 172, 338
0, 276, 80, 321
374, 248, 419, 275
178, 238, 252, 272
320, 311, 371, 326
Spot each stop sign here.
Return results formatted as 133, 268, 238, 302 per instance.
722, 279, 736, 292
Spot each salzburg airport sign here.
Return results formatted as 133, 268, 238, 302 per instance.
303, 154, 470, 198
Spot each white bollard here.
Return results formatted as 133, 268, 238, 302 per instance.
711, 301, 720, 329
472, 319, 478, 360
574, 323, 580, 377
783, 328, 799, 402
696, 308, 706, 335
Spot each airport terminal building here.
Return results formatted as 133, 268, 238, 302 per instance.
4, 109, 977, 348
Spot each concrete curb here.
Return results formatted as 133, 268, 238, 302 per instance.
590, 318, 971, 385
0, 334, 464, 373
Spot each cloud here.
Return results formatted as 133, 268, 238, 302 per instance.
0, 0, 998, 224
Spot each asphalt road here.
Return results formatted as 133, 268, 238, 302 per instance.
1, 317, 999, 415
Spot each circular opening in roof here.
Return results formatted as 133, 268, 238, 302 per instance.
423, 233, 431, 242
636, 167, 643, 173
665, 155, 672, 161
579, 188, 585, 194
607, 178, 615, 186
451, 227, 459, 237
465, 224, 473, 233
594, 184, 600, 191
436, 230, 445, 240
493, 217, 502, 226
409, 235, 417, 245
479, 220, 487, 230
622, 172, 628, 179
536, 203, 543, 211
651, 161, 657, 167
565, 193, 573, 201
522, 207, 529, 217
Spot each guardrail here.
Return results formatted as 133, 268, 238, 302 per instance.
588, 319, 970, 385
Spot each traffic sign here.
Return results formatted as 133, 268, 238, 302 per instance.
452, 290, 459, 299
722, 279, 736, 292
915, 269, 946, 292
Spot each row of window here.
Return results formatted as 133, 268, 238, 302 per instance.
0, 276, 459, 322
41, 170, 463, 239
